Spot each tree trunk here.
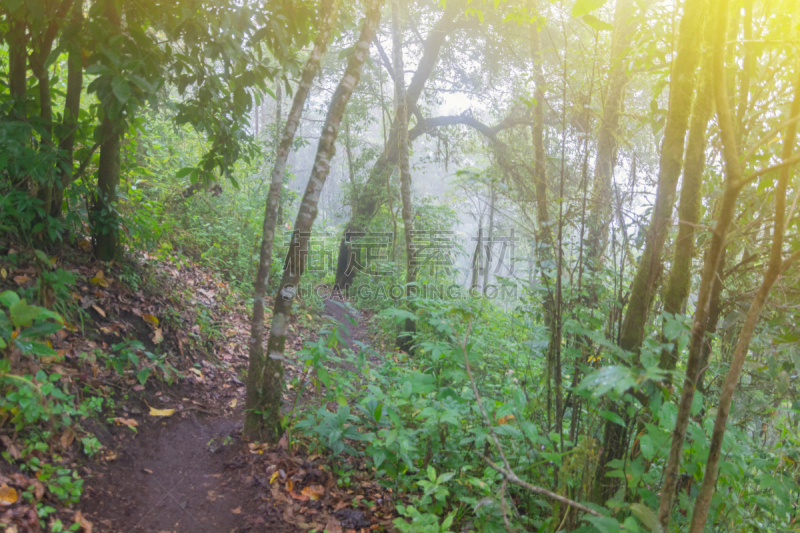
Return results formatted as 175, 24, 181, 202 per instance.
8, 18, 28, 101
244, 0, 338, 441
595, 0, 708, 505
483, 180, 495, 288
584, 0, 636, 272
334, 0, 463, 290
659, 50, 714, 372
243, 0, 382, 442
392, 0, 416, 352
688, 65, 800, 533
51, 11, 84, 218
91, 0, 122, 262
656, 0, 765, 524
92, 113, 122, 261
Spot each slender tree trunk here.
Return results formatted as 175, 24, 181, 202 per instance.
656, 0, 760, 524
471, 222, 482, 291
243, 0, 382, 442
697, 248, 725, 393
584, 0, 636, 272
345, 120, 357, 211
51, 10, 84, 218
483, 180, 495, 288
595, 0, 708, 505
392, 0, 416, 352
91, 0, 122, 261
688, 66, 800, 533
8, 18, 28, 101
244, 0, 338, 441
334, 0, 463, 290
659, 48, 714, 372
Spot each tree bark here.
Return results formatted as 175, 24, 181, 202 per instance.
659, 49, 713, 372
51, 7, 85, 218
91, 0, 123, 262
243, 0, 382, 442
392, 0, 416, 352
243, 0, 338, 441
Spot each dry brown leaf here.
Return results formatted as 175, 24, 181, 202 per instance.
13, 275, 31, 285
91, 304, 106, 318
300, 484, 325, 501
113, 417, 138, 428
0, 484, 17, 506
152, 328, 163, 344
34, 481, 44, 501
60, 427, 76, 449
73, 510, 93, 533
231, 507, 242, 514
0, 436, 20, 460
229, 398, 237, 408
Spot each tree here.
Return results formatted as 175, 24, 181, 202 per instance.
245, 0, 338, 440
243, 0, 384, 442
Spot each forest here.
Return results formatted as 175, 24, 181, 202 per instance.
0, 0, 799, 530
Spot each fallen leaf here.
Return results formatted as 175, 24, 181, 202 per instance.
189, 368, 203, 378
270, 471, 280, 484
0, 268, 6, 279
113, 417, 138, 428
152, 328, 163, 344
289, 491, 309, 501
142, 469, 153, 474
301, 484, 325, 501
231, 507, 242, 514
142, 314, 159, 326
89, 270, 109, 288
133, 385, 144, 392
91, 304, 106, 318
73, 510, 93, 533
0, 436, 20, 460
78, 240, 91, 251
149, 406, 175, 417
0, 484, 17, 506
13, 275, 31, 285
229, 398, 237, 408
34, 480, 44, 500
61, 427, 76, 449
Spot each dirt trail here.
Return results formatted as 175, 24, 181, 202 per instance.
81, 298, 369, 533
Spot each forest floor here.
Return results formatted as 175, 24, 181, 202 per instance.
0, 245, 394, 533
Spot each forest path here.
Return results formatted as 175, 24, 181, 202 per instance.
79, 297, 370, 533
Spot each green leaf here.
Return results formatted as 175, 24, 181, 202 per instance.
111, 76, 131, 104
630, 503, 662, 533
427, 465, 436, 482
441, 511, 456, 531
600, 410, 626, 427
373, 403, 383, 424
572, 0, 607, 17
401, 381, 412, 399
317, 367, 331, 388
585, 515, 623, 533
380, 308, 418, 323
10, 300, 41, 328
0, 291, 20, 308
583, 14, 614, 30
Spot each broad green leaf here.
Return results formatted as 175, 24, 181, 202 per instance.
112, 76, 131, 103
600, 410, 626, 427
630, 503, 662, 533
0, 291, 20, 308
572, 0, 607, 17
10, 300, 41, 328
